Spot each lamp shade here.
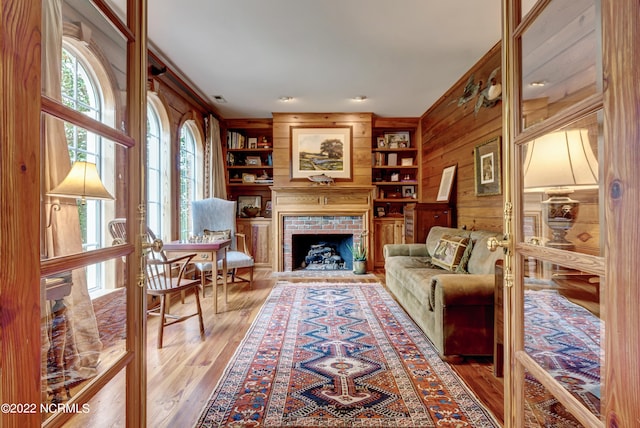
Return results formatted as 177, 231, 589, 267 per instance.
48, 161, 114, 202
523, 129, 598, 192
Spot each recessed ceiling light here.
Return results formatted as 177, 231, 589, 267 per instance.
279, 96, 293, 102
353, 95, 367, 102
212, 95, 227, 103
529, 81, 546, 87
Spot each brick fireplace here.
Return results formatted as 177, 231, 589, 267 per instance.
284, 216, 363, 271
271, 186, 374, 272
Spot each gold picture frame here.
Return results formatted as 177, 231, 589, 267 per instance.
474, 136, 502, 196
290, 126, 352, 180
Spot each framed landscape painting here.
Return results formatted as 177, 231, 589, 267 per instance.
290, 126, 352, 180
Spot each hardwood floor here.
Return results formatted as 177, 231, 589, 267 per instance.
66, 269, 504, 427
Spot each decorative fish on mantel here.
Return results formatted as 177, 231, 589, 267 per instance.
308, 173, 335, 185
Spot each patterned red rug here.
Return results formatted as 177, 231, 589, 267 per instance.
524, 289, 601, 426
196, 281, 499, 427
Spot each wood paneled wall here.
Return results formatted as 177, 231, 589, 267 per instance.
420, 42, 503, 232
272, 113, 373, 187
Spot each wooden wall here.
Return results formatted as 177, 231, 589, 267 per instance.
420, 42, 503, 232
272, 113, 373, 187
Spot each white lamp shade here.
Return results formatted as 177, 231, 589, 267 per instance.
48, 161, 114, 201
523, 129, 599, 192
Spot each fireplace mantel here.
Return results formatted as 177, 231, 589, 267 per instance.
271, 186, 374, 271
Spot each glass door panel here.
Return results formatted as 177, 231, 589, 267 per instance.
41, 261, 128, 423
520, 0, 600, 130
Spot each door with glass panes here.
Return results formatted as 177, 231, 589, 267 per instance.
500, 0, 640, 427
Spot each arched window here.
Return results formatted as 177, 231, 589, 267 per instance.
147, 103, 163, 238
61, 45, 104, 291
179, 123, 199, 240
60, 38, 117, 293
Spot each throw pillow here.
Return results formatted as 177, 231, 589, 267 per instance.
431, 234, 470, 272
455, 238, 474, 274
203, 229, 231, 241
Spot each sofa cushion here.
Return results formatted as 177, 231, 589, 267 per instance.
431, 234, 470, 271
467, 234, 503, 274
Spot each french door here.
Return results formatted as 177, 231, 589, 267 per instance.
1, 0, 148, 426
502, 0, 640, 426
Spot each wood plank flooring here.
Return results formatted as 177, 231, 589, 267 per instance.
66, 269, 504, 427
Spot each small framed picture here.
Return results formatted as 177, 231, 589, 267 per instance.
401, 157, 413, 166
264, 200, 272, 218
242, 173, 256, 183
377, 136, 386, 148
376, 206, 386, 217
245, 156, 262, 166
402, 185, 415, 198
237, 195, 262, 217
248, 137, 258, 149
385, 132, 410, 148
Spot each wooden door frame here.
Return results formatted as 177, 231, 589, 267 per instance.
0, 1, 148, 426
1, 2, 43, 425
502, 0, 640, 426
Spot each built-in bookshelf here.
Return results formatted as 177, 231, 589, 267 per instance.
223, 119, 273, 217
371, 117, 420, 219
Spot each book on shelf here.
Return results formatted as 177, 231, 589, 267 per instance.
226, 131, 246, 149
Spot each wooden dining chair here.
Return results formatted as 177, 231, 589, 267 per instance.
145, 252, 205, 348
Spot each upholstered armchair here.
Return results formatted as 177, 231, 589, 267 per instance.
191, 198, 254, 297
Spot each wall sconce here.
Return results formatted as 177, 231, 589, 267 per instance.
48, 161, 114, 205
523, 129, 598, 250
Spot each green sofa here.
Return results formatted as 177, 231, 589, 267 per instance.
383, 226, 503, 358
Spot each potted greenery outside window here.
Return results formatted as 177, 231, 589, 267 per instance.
348, 231, 368, 275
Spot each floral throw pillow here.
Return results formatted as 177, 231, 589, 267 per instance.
203, 229, 231, 241
431, 234, 470, 271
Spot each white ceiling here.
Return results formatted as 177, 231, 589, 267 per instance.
132, 1, 502, 119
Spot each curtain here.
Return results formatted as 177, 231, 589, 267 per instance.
42, 0, 102, 391
208, 115, 227, 199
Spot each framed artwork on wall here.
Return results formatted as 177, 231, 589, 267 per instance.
474, 136, 502, 196
436, 165, 457, 202
290, 126, 353, 180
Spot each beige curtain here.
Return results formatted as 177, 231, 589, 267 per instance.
42, 0, 102, 388
208, 115, 227, 199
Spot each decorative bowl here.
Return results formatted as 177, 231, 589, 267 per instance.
242, 206, 260, 217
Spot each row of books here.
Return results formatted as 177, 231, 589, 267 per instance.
227, 131, 246, 149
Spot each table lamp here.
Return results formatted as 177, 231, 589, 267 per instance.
523, 129, 598, 250
48, 161, 114, 204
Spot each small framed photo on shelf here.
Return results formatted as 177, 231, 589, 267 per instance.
402, 185, 416, 198
248, 137, 258, 149
245, 156, 262, 166
242, 173, 256, 183
376, 136, 386, 148
387, 153, 398, 166
263, 200, 272, 218
376, 206, 386, 217
385, 132, 410, 148
401, 157, 413, 166
237, 195, 262, 217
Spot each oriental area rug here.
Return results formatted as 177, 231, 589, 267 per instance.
523, 289, 601, 427
196, 281, 499, 427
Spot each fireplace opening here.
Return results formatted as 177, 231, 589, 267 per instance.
292, 234, 353, 271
